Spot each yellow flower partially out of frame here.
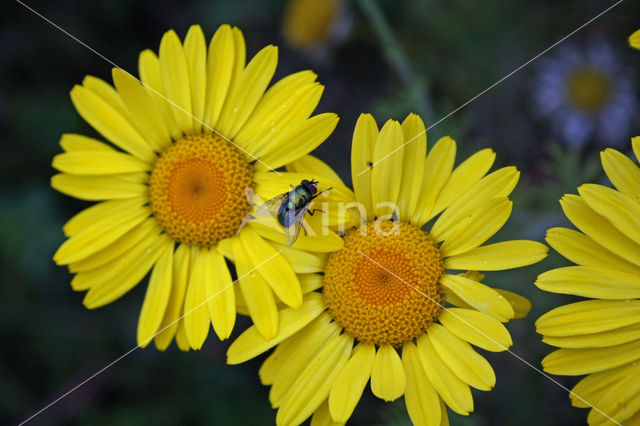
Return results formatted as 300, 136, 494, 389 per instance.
51, 24, 343, 351
629, 29, 640, 50
536, 137, 640, 425
228, 113, 548, 425
283, 0, 340, 48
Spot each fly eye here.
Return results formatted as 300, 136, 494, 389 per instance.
301, 179, 309, 185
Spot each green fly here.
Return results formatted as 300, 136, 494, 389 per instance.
256, 179, 331, 245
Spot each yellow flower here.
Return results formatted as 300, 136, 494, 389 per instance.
51, 24, 341, 351
536, 136, 640, 425
630, 29, 640, 50
227, 113, 547, 425
283, 0, 341, 48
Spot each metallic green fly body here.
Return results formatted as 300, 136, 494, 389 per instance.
256, 179, 331, 245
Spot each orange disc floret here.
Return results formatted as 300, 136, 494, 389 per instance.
323, 221, 444, 347
149, 134, 252, 246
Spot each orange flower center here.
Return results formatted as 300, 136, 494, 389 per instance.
149, 134, 252, 246
323, 221, 444, 346
566, 68, 612, 112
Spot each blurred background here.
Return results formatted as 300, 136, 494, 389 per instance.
2, 0, 640, 424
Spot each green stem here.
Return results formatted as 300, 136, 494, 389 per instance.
357, 0, 434, 122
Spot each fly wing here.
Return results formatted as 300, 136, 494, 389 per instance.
285, 203, 309, 246
255, 193, 289, 217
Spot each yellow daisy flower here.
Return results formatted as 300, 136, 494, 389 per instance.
283, 0, 341, 48
630, 29, 640, 50
227, 113, 548, 425
51, 24, 342, 351
536, 136, 640, 425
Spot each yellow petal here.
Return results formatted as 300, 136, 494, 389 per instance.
82, 75, 129, 119
137, 49, 182, 140
258, 112, 339, 170
112, 172, 149, 184
239, 227, 302, 308
441, 288, 473, 311
439, 397, 450, 426
259, 333, 298, 386
633, 136, 640, 163
229, 26, 247, 86
560, 194, 640, 267
311, 399, 344, 426
52, 150, 150, 175
70, 85, 155, 163
174, 321, 190, 352
159, 29, 194, 134
54, 202, 150, 265
111, 68, 171, 152
270, 316, 341, 408
183, 25, 206, 129
543, 322, 640, 349
260, 312, 332, 386
217, 45, 278, 139
536, 300, 640, 337
536, 265, 640, 299
351, 113, 378, 218
412, 136, 456, 226
430, 148, 495, 218
587, 362, 640, 426
370, 344, 406, 401
570, 363, 632, 408
546, 227, 640, 275
69, 218, 158, 274
273, 242, 327, 274
579, 183, 640, 245
60, 133, 113, 152
440, 274, 514, 322
203, 24, 235, 129
439, 198, 512, 257
371, 120, 404, 218
601, 147, 640, 199
428, 323, 495, 390
154, 243, 190, 350
630, 29, 640, 49
183, 247, 211, 350
205, 249, 236, 340
276, 333, 353, 426
417, 334, 473, 415
494, 288, 531, 319
233, 237, 278, 339
299, 274, 324, 293
81, 232, 169, 308
542, 339, 640, 375
62, 197, 145, 237
439, 308, 512, 352
432, 167, 519, 241
236, 78, 323, 156
137, 243, 174, 347
227, 292, 325, 364
397, 114, 426, 222
402, 341, 441, 426
329, 343, 375, 422
444, 240, 548, 271
51, 173, 147, 201
286, 154, 344, 185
